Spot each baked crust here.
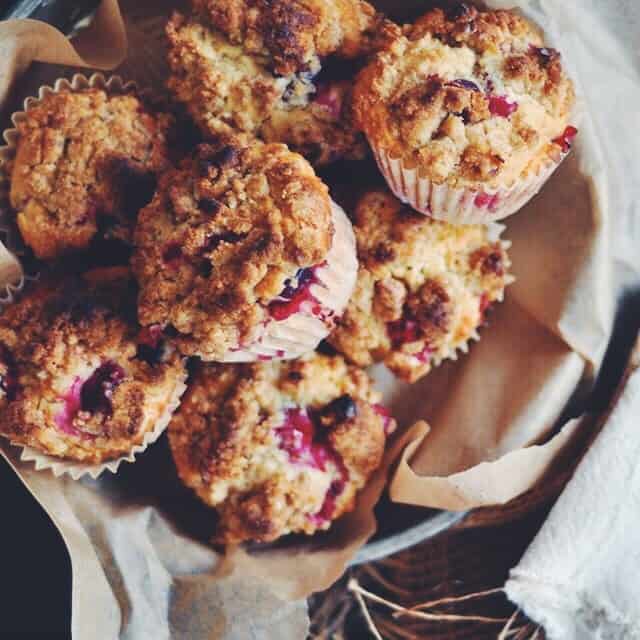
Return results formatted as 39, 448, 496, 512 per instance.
0, 268, 186, 463
9, 89, 172, 259
166, 0, 399, 165
328, 188, 512, 382
353, 5, 575, 188
168, 352, 395, 543
132, 137, 334, 360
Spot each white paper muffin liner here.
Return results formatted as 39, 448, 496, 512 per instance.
0, 73, 188, 479
221, 200, 358, 362
372, 143, 568, 225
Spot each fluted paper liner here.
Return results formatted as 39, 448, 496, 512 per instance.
372, 143, 568, 224
0, 0, 637, 637
221, 200, 358, 362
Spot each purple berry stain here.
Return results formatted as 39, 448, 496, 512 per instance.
55, 361, 126, 436
269, 265, 326, 321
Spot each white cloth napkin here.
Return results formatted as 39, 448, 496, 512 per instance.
506, 349, 640, 639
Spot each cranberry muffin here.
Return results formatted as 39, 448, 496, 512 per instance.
0, 268, 186, 464
132, 137, 357, 362
329, 188, 512, 383
353, 5, 577, 222
168, 352, 395, 544
8, 86, 172, 259
166, 0, 399, 165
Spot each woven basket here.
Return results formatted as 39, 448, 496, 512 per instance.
309, 330, 640, 639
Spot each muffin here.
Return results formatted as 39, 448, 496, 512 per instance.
0, 268, 186, 466
329, 188, 512, 383
132, 137, 357, 362
353, 5, 577, 223
8, 84, 172, 259
168, 352, 395, 544
166, 0, 399, 165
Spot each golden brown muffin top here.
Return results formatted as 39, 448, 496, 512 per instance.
329, 188, 512, 382
9, 89, 172, 259
169, 352, 394, 543
353, 5, 576, 187
191, 0, 392, 75
0, 268, 185, 463
132, 137, 334, 360
165, 0, 399, 165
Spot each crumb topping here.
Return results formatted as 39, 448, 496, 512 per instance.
0, 268, 185, 463
328, 188, 512, 382
132, 138, 334, 360
166, 0, 399, 164
168, 352, 394, 543
9, 89, 172, 259
353, 5, 575, 187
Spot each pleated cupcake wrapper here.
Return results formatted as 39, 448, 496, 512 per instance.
11, 371, 188, 480
372, 143, 567, 225
221, 200, 358, 362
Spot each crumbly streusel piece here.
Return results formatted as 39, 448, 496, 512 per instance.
329, 188, 512, 382
166, 0, 398, 165
0, 268, 186, 463
9, 89, 173, 259
353, 4, 576, 188
132, 137, 341, 360
168, 352, 395, 543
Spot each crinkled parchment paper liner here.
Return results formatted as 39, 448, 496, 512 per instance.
221, 200, 357, 362
0, 0, 126, 107
0, 72, 188, 480
373, 141, 569, 224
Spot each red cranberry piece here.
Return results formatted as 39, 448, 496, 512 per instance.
414, 345, 432, 364
489, 95, 518, 118
448, 79, 480, 92
553, 126, 578, 153
269, 287, 321, 321
313, 84, 343, 120
474, 191, 500, 211
80, 361, 126, 416
269, 267, 324, 321
312, 478, 346, 523
0, 343, 17, 401
275, 408, 315, 464
387, 317, 421, 346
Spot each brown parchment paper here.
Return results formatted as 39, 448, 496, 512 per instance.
0, 0, 639, 638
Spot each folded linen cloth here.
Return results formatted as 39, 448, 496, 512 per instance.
506, 341, 640, 639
